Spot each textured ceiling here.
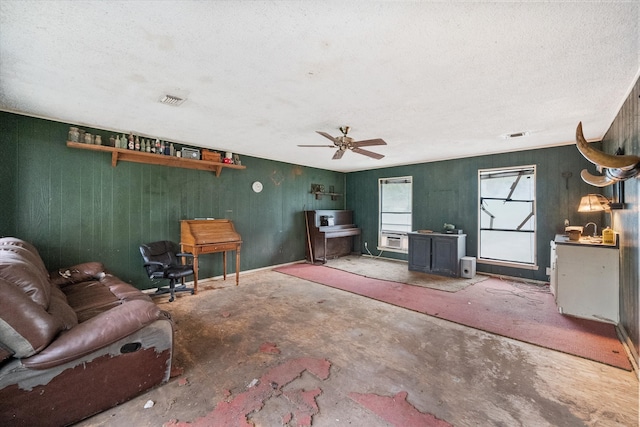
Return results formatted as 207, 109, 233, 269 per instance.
1, 1, 638, 172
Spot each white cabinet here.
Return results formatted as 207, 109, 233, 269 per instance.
552, 236, 619, 324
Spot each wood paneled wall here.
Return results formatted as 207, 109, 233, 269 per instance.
0, 112, 344, 288
346, 145, 597, 282
601, 76, 639, 362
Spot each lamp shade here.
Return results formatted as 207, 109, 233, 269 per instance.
577, 194, 610, 212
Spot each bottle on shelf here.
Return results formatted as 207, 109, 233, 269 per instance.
140, 138, 146, 152
602, 227, 615, 245
68, 127, 79, 142
128, 133, 134, 150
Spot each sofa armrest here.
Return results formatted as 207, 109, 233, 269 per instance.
49, 262, 106, 287
22, 300, 172, 370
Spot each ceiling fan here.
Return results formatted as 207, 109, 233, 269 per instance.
298, 126, 387, 160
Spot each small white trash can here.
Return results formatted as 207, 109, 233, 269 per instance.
460, 256, 476, 278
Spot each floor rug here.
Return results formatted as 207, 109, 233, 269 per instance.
325, 255, 488, 292
274, 263, 632, 371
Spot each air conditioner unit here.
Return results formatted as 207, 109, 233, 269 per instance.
380, 232, 408, 251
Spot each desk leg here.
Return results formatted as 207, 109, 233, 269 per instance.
223, 251, 227, 280
235, 249, 240, 286
193, 254, 199, 294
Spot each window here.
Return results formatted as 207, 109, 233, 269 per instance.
478, 165, 537, 268
378, 176, 412, 252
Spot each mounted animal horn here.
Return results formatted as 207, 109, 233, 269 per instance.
575, 122, 640, 187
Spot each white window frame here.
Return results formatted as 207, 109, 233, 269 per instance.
477, 165, 538, 270
378, 176, 412, 253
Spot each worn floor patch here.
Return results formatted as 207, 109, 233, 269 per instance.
349, 391, 453, 427
163, 357, 330, 427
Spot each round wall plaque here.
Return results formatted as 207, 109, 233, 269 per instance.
252, 181, 263, 193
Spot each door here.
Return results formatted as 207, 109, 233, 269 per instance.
431, 236, 457, 276
408, 234, 431, 272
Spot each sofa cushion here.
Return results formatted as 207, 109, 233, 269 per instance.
49, 262, 105, 288
0, 237, 49, 280
49, 286, 78, 330
0, 277, 63, 358
0, 246, 51, 308
62, 280, 121, 322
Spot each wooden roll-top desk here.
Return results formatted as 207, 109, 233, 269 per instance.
180, 219, 242, 293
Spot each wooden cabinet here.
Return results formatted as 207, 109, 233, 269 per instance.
408, 232, 466, 277
67, 142, 246, 176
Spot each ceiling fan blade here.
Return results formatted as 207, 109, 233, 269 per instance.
316, 131, 339, 143
352, 147, 384, 160
332, 149, 345, 160
297, 144, 335, 148
352, 138, 387, 147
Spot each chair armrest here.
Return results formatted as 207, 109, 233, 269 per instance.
176, 252, 194, 258
144, 261, 167, 268
22, 300, 171, 370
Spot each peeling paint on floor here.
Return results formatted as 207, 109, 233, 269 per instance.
163, 358, 330, 426
349, 391, 453, 427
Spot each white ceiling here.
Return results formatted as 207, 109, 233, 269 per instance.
1, 1, 638, 172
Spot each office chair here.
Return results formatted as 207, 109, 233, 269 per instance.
139, 240, 195, 302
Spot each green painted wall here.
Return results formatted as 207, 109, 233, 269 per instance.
0, 112, 344, 288
346, 144, 597, 282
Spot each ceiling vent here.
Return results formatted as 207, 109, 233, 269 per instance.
502, 131, 530, 139
159, 94, 186, 106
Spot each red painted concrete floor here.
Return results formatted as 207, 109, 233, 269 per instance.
76, 268, 638, 427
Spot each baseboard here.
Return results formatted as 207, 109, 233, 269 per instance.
616, 324, 639, 377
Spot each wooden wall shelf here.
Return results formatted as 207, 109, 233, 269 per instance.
67, 142, 246, 176
312, 191, 342, 201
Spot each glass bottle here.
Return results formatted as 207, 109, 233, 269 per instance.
68, 127, 79, 142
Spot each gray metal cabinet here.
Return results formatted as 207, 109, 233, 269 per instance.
408, 232, 466, 277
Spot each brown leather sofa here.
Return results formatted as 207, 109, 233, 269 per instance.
0, 237, 174, 426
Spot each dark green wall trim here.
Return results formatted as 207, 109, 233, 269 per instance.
0, 112, 344, 288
